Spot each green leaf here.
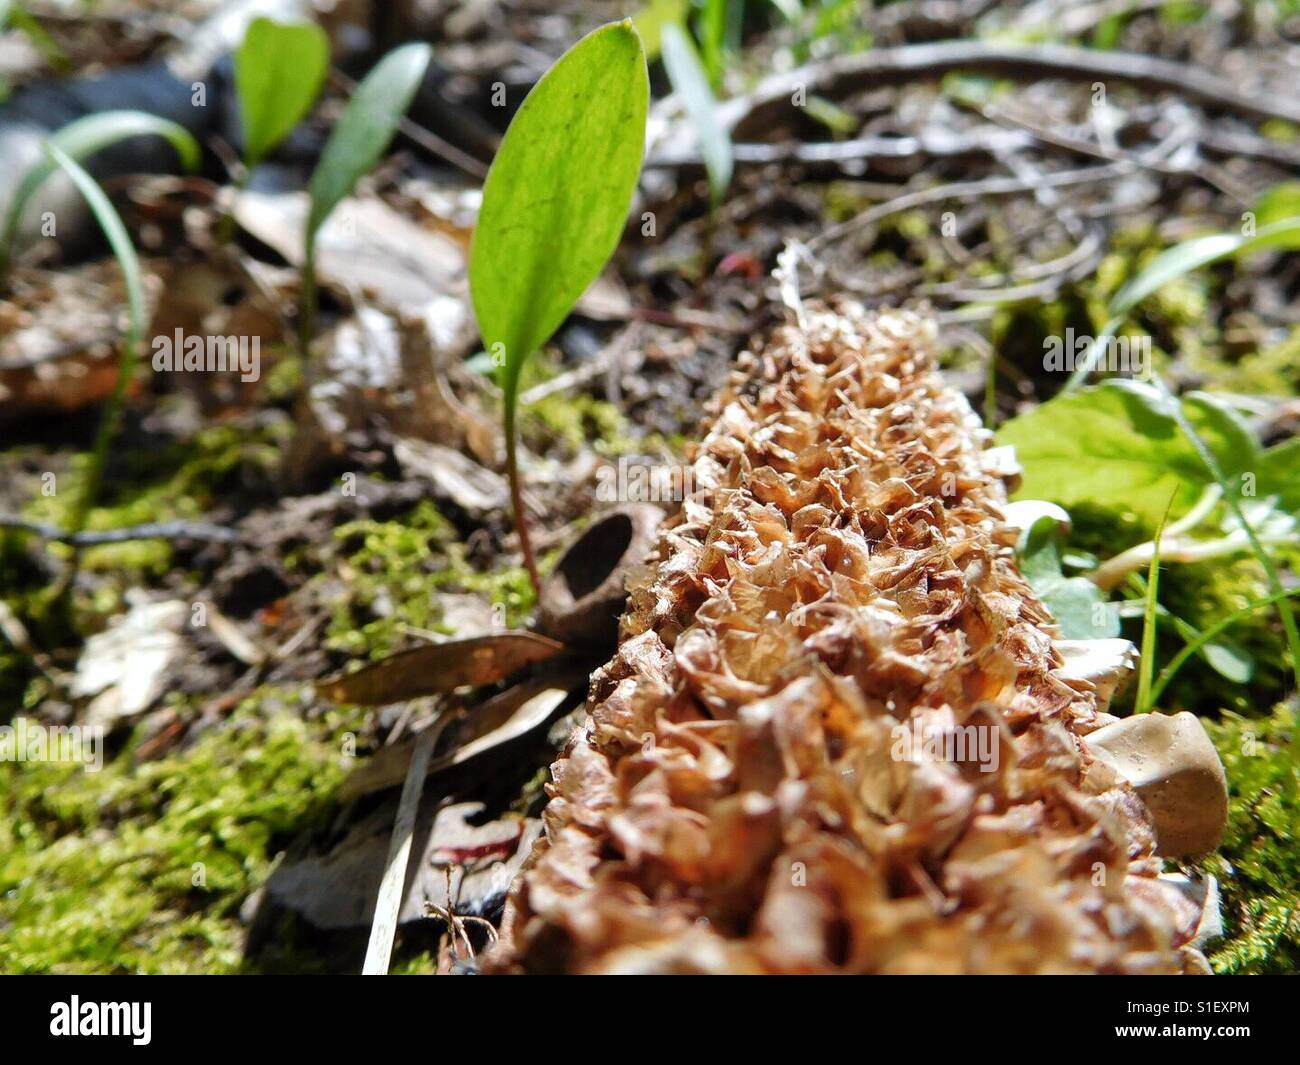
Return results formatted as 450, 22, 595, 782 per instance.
1067, 217, 1300, 390
469, 20, 648, 407
996, 379, 1252, 526
1253, 182, 1300, 229
235, 17, 329, 168
1256, 438, 1300, 515
0, 111, 200, 272
1151, 589, 1300, 706
41, 144, 145, 534
632, 0, 688, 59
306, 42, 432, 244
1111, 218, 1300, 319
660, 23, 732, 206
1016, 515, 1117, 639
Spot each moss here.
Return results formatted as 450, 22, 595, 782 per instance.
323, 500, 539, 660
1205, 704, 1300, 975
519, 349, 637, 455
20, 423, 280, 578
0, 688, 363, 974
325, 500, 455, 659
1193, 326, 1300, 398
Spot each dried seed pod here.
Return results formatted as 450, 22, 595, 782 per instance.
490, 303, 1220, 974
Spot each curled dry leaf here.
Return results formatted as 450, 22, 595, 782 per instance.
340, 677, 581, 801
316, 631, 566, 707
490, 303, 1224, 975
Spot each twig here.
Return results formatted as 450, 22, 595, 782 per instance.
0, 517, 240, 545
717, 41, 1300, 140
809, 161, 1132, 249
362, 714, 450, 975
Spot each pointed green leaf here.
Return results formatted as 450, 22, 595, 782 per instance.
306, 42, 431, 243
235, 17, 329, 168
469, 22, 647, 408
661, 22, 732, 206
1067, 217, 1300, 389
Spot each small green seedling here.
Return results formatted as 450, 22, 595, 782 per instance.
224, 16, 329, 238
41, 143, 146, 538
235, 18, 329, 170
299, 42, 432, 353
0, 111, 199, 275
469, 20, 649, 597
661, 22, 732, 207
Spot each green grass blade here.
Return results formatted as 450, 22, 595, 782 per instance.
235, 17, 330, 169
661, 22, 732, 206
1065, 217, 1300, 392
1134, 492, 1176, 714
1162, 381, 1300, 691
42, 144, 146, 535
0, 111, 200, 273
1149, 588, 1300, 708
301, 41, 430, 351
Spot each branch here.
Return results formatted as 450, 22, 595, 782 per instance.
716, 41, 1300, 142
0, 517, 240, 545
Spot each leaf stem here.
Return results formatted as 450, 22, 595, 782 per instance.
503, 400, 542, 601
299, 245, 317, 358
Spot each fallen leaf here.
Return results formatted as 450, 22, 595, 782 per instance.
317, 631, 567, 707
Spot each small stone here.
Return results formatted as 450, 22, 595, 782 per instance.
1086, 711, 1228, 857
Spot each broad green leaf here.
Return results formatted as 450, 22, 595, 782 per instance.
996, 380, 1254, 526
661, 23, 732, 206
0, 1, 12, 30
1017, 515, 1117, 639
1198, 636, 1254, 685
42, 144, 145, 533
306, 42, 431, 244
469, 21, 648, 407
235, 17, 329, 168
0, 111, 200, 271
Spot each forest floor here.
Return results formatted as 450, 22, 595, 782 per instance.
1, 0, 1298, 974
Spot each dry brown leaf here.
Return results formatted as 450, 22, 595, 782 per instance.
317, 631, 566, 707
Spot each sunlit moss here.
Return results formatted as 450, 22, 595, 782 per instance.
0, 690, 363, 974
1205, 704, 1300, 975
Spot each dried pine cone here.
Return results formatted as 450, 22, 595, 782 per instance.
491, 303, 1210, 974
